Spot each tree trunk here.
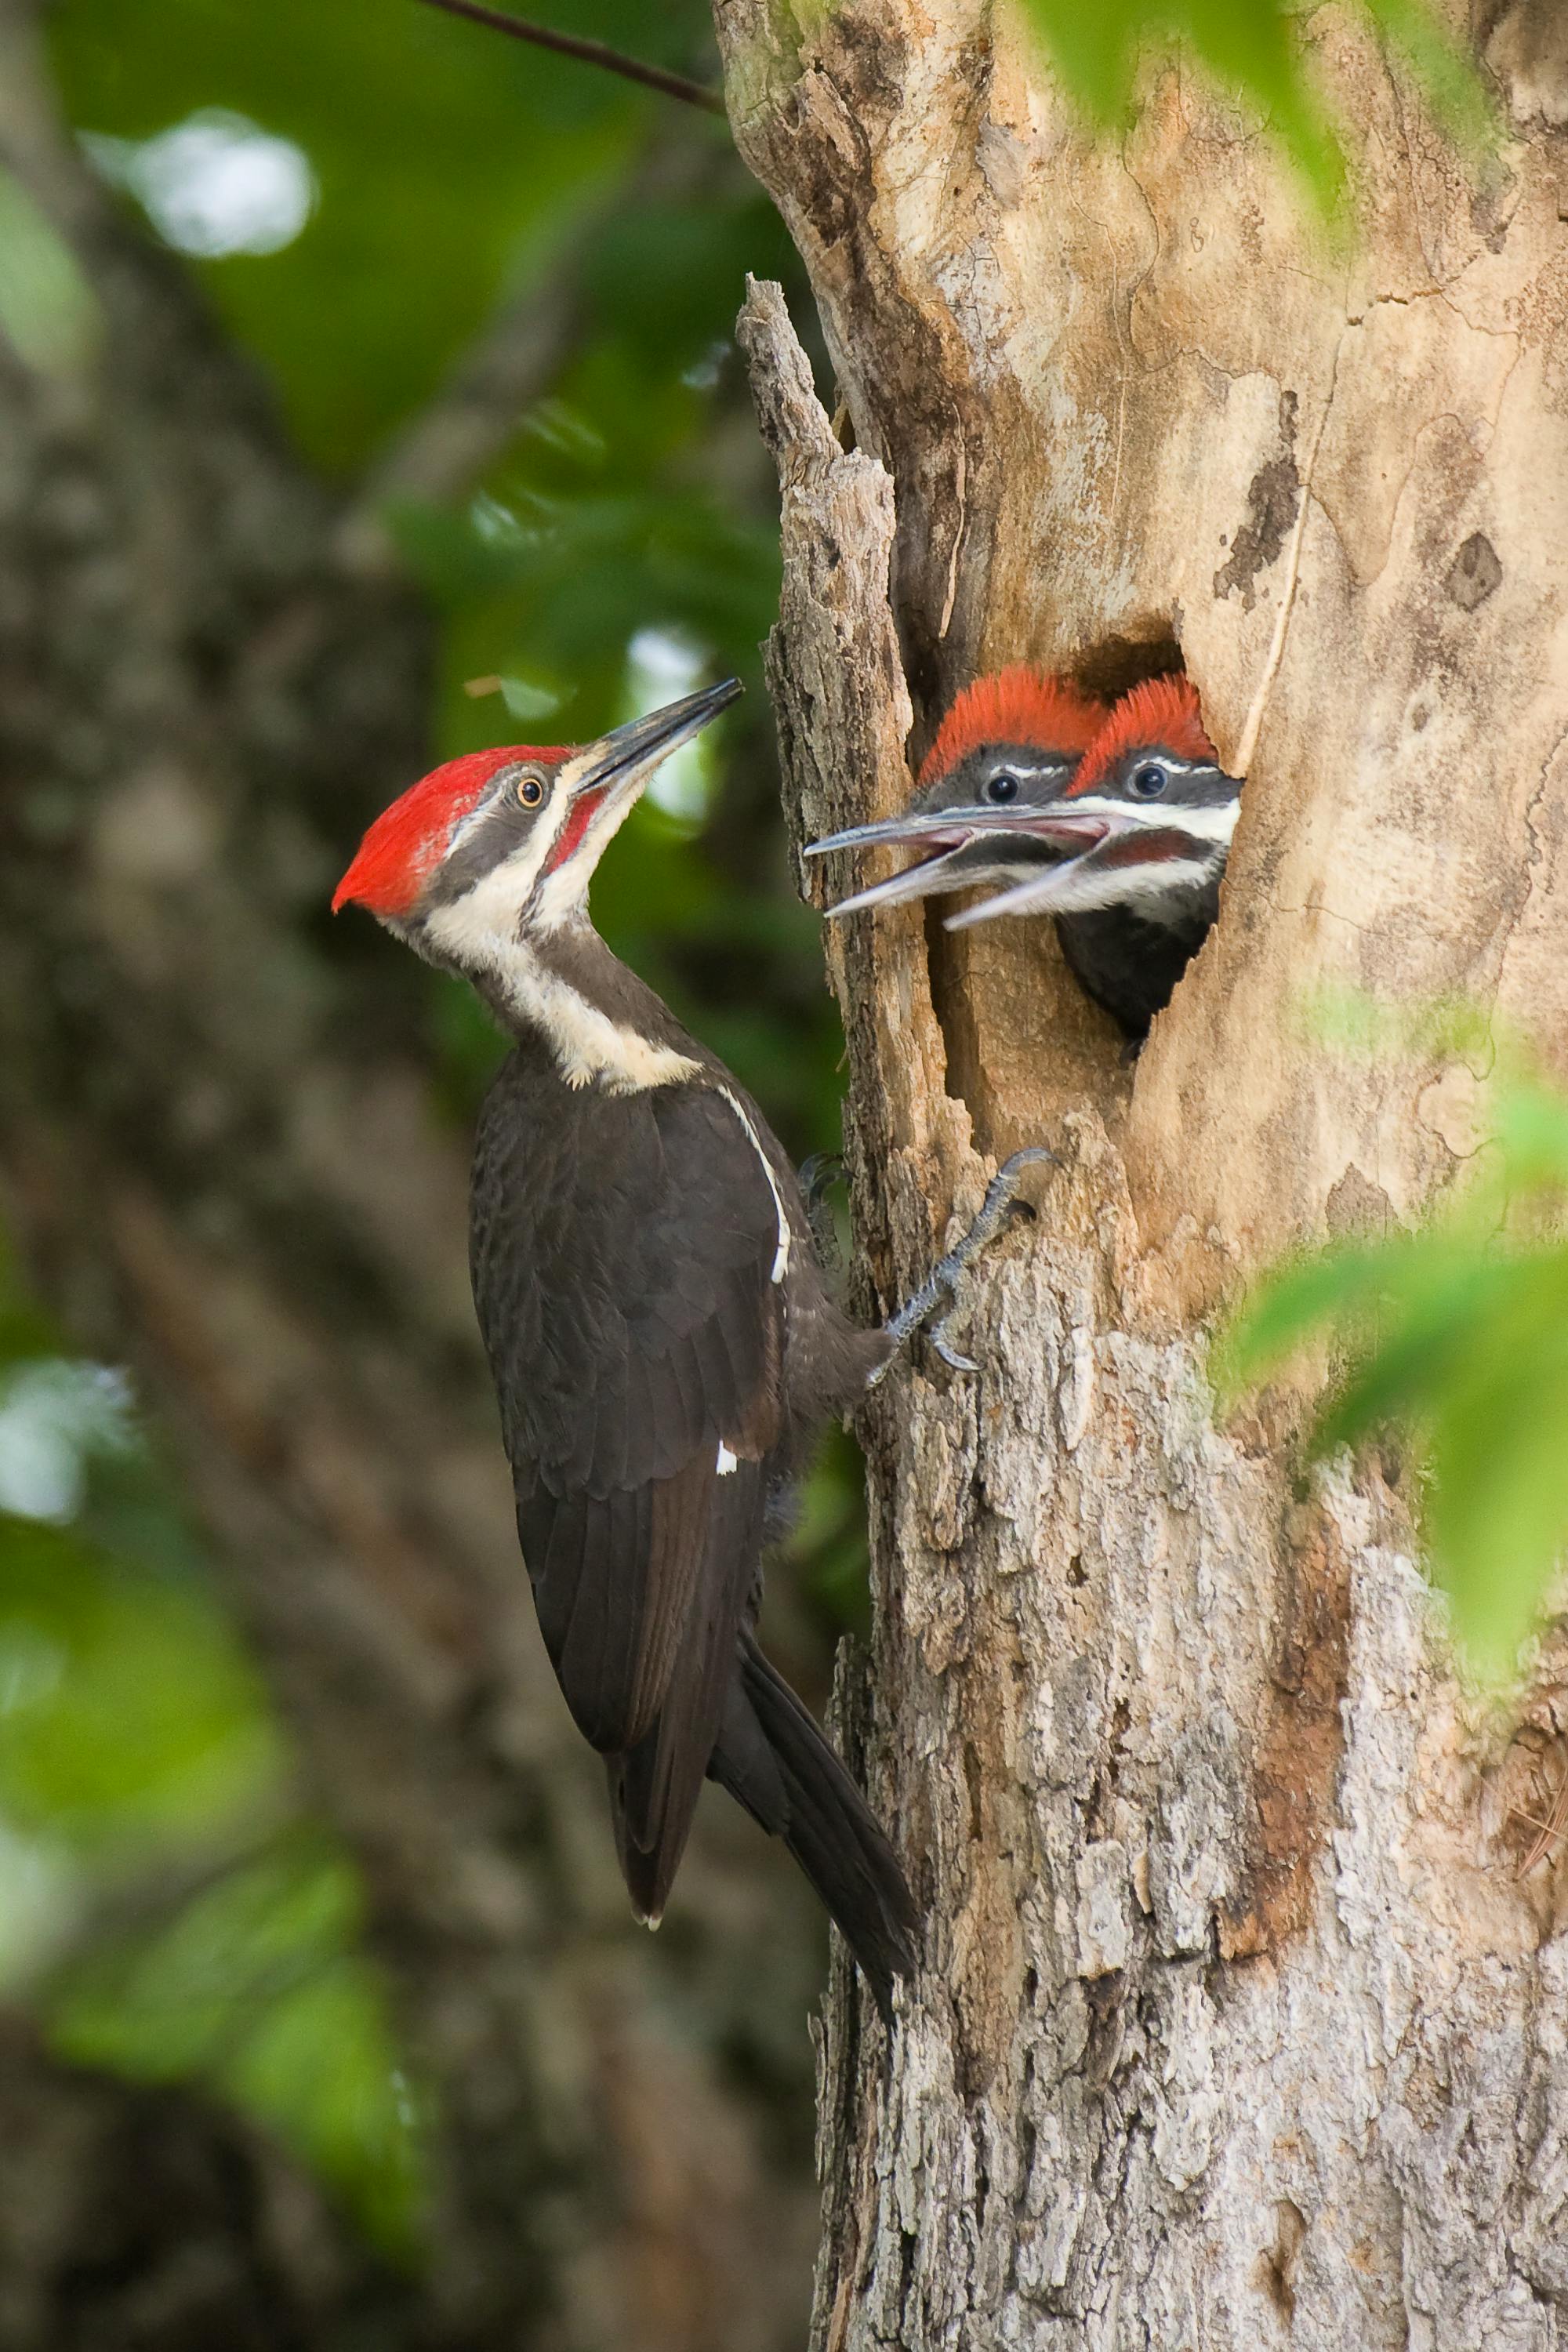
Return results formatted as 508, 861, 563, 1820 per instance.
0, 7, 822, 2346
717, 2, 1568, 2343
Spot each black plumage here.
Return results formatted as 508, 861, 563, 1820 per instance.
1054, 894, 1220, 1041
470, 1034, 915, 2004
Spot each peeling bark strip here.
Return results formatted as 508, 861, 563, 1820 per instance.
724, 0, 1568, 2337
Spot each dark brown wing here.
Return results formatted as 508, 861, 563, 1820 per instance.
469, 1049, 785, 1903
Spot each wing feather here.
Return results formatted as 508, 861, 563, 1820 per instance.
470, 1051, 786, 1762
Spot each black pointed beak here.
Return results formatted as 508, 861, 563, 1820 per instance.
807, 803, 1116, 920
804, 806, 1110, 858
566, 677, 742, 801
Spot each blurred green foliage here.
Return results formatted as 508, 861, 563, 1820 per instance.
49, 0, 844, 1156
0, 1254, 424, 2252
0, 164, 103, 377
1022, 0, 1493, 207
52, 1832, 426, 2256
51, 0, 718, 468
9, 0, 863, 2255
1220, 1036, 1568, 1685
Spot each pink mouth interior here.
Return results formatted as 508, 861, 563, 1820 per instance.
901, 815, 1111, 866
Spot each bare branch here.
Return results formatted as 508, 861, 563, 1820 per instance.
416, 0, 728, 117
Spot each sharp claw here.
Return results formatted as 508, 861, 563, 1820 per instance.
930, 1319, 979, 1374
866, 1143, 1059, 1386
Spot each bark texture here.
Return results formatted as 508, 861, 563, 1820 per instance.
718, 2, 1568, 2342
0, 7, 822, 2345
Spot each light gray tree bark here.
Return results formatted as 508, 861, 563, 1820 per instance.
719, 2, 1568, 2342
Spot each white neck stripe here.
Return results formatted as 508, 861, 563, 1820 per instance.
424, 870, 698, 1095
1062, 797, 1239, 845
718, 1088, 791, 1284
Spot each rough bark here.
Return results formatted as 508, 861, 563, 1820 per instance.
0, 7, 822, 2346
719, 2, 1568, 2343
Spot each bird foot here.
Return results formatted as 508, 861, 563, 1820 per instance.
798, 1151, 848, 1271
867, 1146, 1056, 1388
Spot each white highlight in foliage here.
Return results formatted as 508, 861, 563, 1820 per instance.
0, 1359, 133, 1523
85, 111, 316, 259
626, 631, 714, 826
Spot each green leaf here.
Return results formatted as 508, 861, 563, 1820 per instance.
1213, 1236, 1413, 1399
1018, 0, 1490, 213
1425, 1341, 1568, 1683
1225, 1069, 1568, 1678
1494, 1080, 1568, 1195
1309, 1249, 1544, 1448
0, 1517, 280, 1852
1364, 0, 1497, 152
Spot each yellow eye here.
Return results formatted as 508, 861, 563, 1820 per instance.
517, 775, 545, 808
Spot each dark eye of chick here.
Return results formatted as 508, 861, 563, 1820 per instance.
1131, 763, 1167, 799
985, 772, 1020, 804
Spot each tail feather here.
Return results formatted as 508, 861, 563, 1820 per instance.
611, 1472, 767, 1926
708, 1637, 919, 2016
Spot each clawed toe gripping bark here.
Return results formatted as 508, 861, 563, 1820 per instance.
868, 1146, 1056, 1385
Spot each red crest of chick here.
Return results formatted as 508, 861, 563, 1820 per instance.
1066, 675, 1214, 799
919, 667, 1105, 786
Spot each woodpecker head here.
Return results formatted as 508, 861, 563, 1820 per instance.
803, 667, 1109, 916
333, 680, 741, 966
944, 673, 1243, 934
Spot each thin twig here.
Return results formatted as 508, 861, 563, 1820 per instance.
416, 0, 727, 116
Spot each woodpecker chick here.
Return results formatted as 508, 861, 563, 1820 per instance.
336, 682, 1039, 2012
805, 668, 1109, 916
947, 674, 1242, 1039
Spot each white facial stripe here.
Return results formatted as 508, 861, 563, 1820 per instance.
718, 1087, 791, 1285
432, 765, 642, 953
425, 865, 698, 1094
717, 1443, 739, 1475
1061, 796, 1239, 846
951, 848, 1221, 928
1130, 756, 1211, 779
425, 821, 562, 966
990, 757, 1073, 784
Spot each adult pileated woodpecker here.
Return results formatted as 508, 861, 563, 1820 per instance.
806, 667, 1108, 916
334, 682, 1042, 2009
811, 673, 1242, 1042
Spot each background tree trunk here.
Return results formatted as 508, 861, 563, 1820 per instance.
0, 5, 824, 2345
717, 2, 1568, 2343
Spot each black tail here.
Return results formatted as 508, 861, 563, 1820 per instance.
708, 1636, 919, 2017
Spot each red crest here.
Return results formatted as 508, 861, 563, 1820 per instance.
332, 746, 563, 916
918, 669, 1107, 786
1068, 676, 1216, 798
